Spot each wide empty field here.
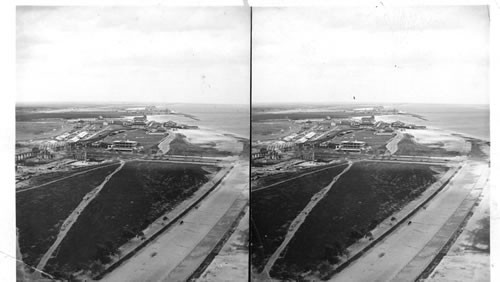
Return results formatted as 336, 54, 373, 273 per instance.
16, 120, 74, 141
45, 161, 217, 278
251, 163, 349, 272
270, 162, 443, 280
16, 163, 121, 267
252, 120, 302, 142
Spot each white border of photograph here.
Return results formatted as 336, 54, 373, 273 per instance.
1, 0, 498, 281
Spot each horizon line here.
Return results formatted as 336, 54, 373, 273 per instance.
251, 101, 490, 106
16, 101, 250, 106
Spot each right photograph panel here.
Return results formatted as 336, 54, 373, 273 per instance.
250, 6, 490, 281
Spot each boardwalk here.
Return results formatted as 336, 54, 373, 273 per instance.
330, 161, 489, 282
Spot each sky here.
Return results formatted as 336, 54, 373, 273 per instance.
17, 6, 250, 104
253, 6, 489, 105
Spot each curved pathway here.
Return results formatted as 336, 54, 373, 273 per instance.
261, 161, 353, 278
35, 160, 125, 273
157, 132, 176, 155
386, 131, 404, 155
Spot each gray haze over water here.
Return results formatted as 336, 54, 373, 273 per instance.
398, 104, 489, 141
151, 104, 249, 139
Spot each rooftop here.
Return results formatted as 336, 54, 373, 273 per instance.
113, 140, 138, 144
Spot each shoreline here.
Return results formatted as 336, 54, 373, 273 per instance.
197, 125, 249, 141
146, 114, 249, 140
375, 114, 489, 143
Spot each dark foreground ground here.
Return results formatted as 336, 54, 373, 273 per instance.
16, 163, 121, 267
44, 161, 216, 279
251, 163, 349, 272
269, 162, 445, 280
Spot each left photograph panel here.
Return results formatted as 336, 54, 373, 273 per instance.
16, 6, 250, 281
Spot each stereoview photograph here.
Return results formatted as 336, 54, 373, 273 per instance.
250, 6, 490, 282
16, 6, 250, 281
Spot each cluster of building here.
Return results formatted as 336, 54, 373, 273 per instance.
252, 141, 295, 161
163, 120, 199, 130
390, 121, 426, 129
252, 114, 429, 162
15, 147, 54, 163
53, 114, 202, 147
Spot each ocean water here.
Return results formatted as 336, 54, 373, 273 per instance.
150, 104, 250, 139
397, 104, 490, 141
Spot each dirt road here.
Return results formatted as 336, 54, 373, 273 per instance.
157, 132, 176, 154
385, 131, 403, 155
330, 160, 489, 282
101, 161, 249, 282
35, 160, 125, 273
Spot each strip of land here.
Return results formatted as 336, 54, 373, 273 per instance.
165, 192, 248, 281
197, 206, 249, 282
424, 179, 490, 281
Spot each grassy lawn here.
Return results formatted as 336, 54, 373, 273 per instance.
16, 120, 74, 141
252, 121, 301, 141
250, 164, 349, 272
45, 161, 217, 278
16, 163, 121, 266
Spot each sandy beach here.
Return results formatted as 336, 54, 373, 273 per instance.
375, 115, 481, 154
176, 129, 244, 154
376, 114, 489, 142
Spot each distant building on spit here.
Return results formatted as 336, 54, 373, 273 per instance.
360, 115, 376, 127
132, 115, 148, 128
